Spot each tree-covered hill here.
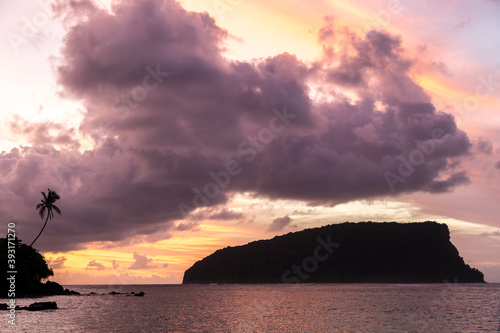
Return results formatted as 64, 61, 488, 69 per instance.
183, 222, 485, 284
0, 237, 78, 298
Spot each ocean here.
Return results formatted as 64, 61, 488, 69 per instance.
2, 283, 499, 332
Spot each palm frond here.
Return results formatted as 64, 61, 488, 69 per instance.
38, 206, 46, 219
52, 205, 61, 215
51, 191, 60, 200
31, 188, 61, 247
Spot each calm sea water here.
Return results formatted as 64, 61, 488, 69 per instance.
2, 283, 499, 332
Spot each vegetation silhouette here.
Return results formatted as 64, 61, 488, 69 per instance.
30, 188, 61, 247
183, 222, 485, 284
0, 237, 79, 298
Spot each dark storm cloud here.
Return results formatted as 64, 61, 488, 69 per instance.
0, 0, 473, 252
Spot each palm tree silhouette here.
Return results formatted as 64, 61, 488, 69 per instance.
30, 189, 61, 247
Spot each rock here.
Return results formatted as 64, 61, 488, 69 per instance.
26, 302, 58, 311
108, 291, 145, 296
44, 281, 64, 294
6, 302, 59, 311
65, 288, 80, 295
33, 281, 80, 296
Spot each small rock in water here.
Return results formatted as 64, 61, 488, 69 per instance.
27, 302, 58, 311
8, 302, 59, 311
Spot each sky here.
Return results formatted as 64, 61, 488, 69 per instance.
0, 0, 499, 284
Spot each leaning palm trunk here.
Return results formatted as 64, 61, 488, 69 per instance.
30, 213, 50, 247
30, 188, 61, 248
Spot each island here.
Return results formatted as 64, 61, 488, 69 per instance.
182, 222, 485, 284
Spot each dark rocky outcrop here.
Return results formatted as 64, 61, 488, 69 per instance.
21, 301, 59, 311
183, 222, 485, 284
39, 281, 80, 296
0, 301, 58, 311
107, 291, 145, 296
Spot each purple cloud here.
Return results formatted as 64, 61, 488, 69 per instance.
479, 230, 500, 237
268, 215, 293, 232
48, 256, 67, 269
476, 137, 493, 154
129, 252, 154, 270
188, 208, 244, 221
0, 0, 473, 252
175, 221, 200, 231
86, 260, 107, 271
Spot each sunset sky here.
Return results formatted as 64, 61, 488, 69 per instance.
1, 0, 499, 284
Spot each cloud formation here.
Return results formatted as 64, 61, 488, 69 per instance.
188, 207, 244, 221
48, 256, 67, 269
480, 230, 500, 237
129, 252, 154, 270
476, 137, 493, 154
268, 215, 293, 232
0, 0, 472, 252
86, 260, 107, 271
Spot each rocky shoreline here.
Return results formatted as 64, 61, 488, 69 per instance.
0, 289, 145, 312
0, 301, 58, 311
5, 280, 82, 298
